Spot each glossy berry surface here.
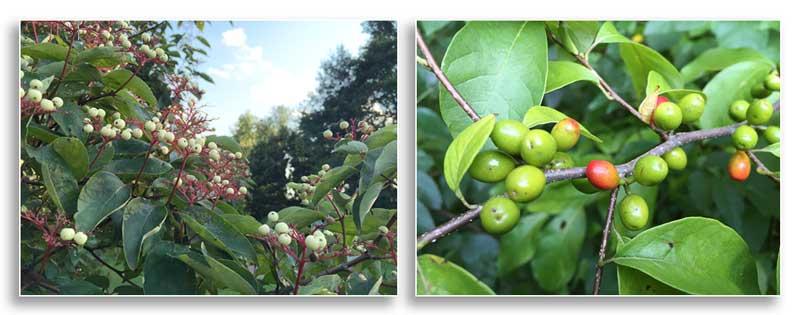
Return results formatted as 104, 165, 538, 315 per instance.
634, 155, 669, 186
677, 93, 705, 123
764, 72, 780, 91
728, 100, 750, 122
661, 147, 687, 171
619, 194, 649, 230
468, 150, 516, 183
480, 197, 521, 234
491, 119, 528, 156
520, 129, 557, 167
764, 126, 780, 144
656, 95, 670, 105
652, 102, 682, 131
732, 125, 758, 150
550, 118, 581, 151
747, 99, 774, 125
585, 160, 619, 190
504, 165, 546, 202
728, 151, 751, 182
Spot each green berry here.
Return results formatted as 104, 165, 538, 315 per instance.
491, 119, 528, 155
732, 125, 758, 150
677, 93, 705, 123
468, 150, 516, 183
764, 126, 780, 144
729, 100, 750, 122
633, 155, 669, 186
652, 102, 682, 131
661, 147, 687, 171
520, 129, 557, 167
550, 118, 581, 151
504, 165, 545, 203
747, 99, 774, 125
546, 152, 574, 170
479, 197, 521, 234
619, 194, 649, 230
764, 72, 780, 91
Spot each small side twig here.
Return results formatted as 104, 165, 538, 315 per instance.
747, 151, 780, 183
593, 187, 620, 295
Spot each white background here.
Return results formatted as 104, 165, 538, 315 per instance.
0, 0, 795, 314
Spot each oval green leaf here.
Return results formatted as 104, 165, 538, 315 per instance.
75, 171, 131, 232
443, 115, 495, 202
417, 254, 495, 295
122, 197, 167, 270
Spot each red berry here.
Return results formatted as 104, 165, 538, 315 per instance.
656, 95, 670, 106
728, 151, 751, 182
585, 160, 619, 190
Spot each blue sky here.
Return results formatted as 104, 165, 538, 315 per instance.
192, 21, 369, 135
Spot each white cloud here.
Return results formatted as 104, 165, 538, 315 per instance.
221, 28, 247, 47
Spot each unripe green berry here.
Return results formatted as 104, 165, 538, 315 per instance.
764, 72, 780, 91
661, 147, 687, 171
619, 194, 649, 230
677, 93, 705, 124
60, 228, 76, 241
732, 125, 758, 150
550, 118, 581, 151
479, 197, 520, 234
633, 155, 669, 186
652, 102, 682, 131
746, 99, 774, 125
764, 126, 780, 144
491, 119, 528, 156
504, 165, 545, 203
73, 232, 88, 246
520, 129, 557, 167
729, 100, 750, 122
468, 150, 516, 183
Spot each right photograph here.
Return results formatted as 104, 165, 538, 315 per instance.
416, 21, 780, 296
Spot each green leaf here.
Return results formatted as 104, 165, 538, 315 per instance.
617, 265, 684, 295
753, 143, 780, 158
371, 140, 397, 185
680, 47, 773, 83
26, 123, 60, 143
277, 207, 326, 228
326, 208, 395, 237
311, 165, 358, 205
591, 22, 683, 97
143, 241, 197, 294
417, 254, 495, 295
196, 35, 211, 48
560, 21, 600, 55
333, 140, 368, 154
22, 43, 70, 61
545, 61, 601, 93
698, 60, 774, 129
41, 160, 80, 215
206, 135, 242, 154
638, 72, 706, 124
439, 21, 548, 135
103, 157, 172, 179
221, 214, 262, 235
50, 137, 89, 179
111, 91, 152, 122
122, 198, 167, 269
175, 245, 256, 295
75, 171, 131, 232
58, 279, 103, 295
443, 115, 495, 202
356, 181, 385, 231
63, 63, 102, 83
179, 206, 256, 261
611, 217, 760, 295
498, 213, 549, 276
524, 180, 596, 214
51, 103, 89, 141
530, 206, 586, 292
76, 47, 127, 67
522, 106, 603, 143
365, 124, 397, 149
102, 69, 157, 107
299, 275, 342, 295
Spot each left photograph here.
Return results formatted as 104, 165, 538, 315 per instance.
19, 20, 397, 296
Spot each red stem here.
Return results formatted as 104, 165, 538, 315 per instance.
293, 247, 307, 295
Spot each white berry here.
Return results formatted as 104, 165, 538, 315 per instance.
131, 128, 143, 138
29, 79, 43, 90
278, 233, 292, 246
144, 120, 156, 132
26, 89, 42, 102
73, 232, 88, 246
113, 118, 126, 129
52, 97, 63, 107
60, 228, 76, 241
83, 124, 94, 133
121, 129, 132, 140
257, 224, 271, 235
239, 187, 247, 194
40, 99, 56, 111
275, 222, 290, 234
268, 211, 279, 222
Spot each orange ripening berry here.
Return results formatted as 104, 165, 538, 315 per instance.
728, 151, 751, 182
585, 160, 619, 190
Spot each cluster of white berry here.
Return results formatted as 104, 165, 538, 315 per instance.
59, 227, 88, 246
285, 163, 342, 205
81, 107, 144, 141
19, 78, 64, 112
257, 211, 333, 252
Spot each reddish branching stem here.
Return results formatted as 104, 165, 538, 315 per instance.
593, 187, 619, 295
